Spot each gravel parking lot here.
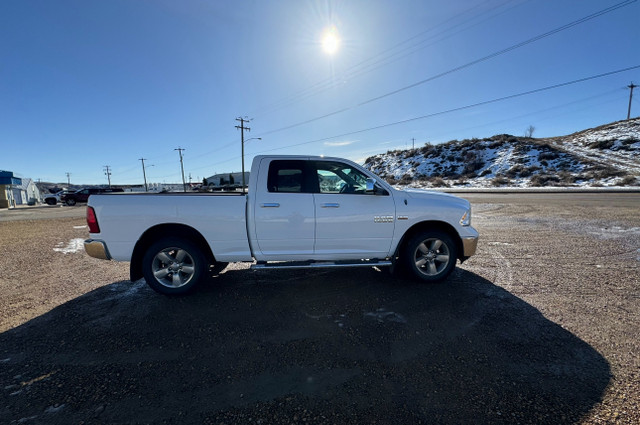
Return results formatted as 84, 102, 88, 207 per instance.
1, 193, 638, 424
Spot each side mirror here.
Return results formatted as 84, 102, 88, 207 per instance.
365, 178, 376, 194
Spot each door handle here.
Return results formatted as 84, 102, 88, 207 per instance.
261, 203, 280, 208
321, 203, 340, 208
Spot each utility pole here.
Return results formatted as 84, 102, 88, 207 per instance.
66, 172, 71, 187
103, 166, 112, 187
175, 147, 187, 192
412, 138, 415, 150
627, 82, 637, 120
139, 158, 149, 192
235, 117, 251, 194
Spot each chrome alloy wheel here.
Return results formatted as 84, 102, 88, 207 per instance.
413, 237, 451, 277
151, 247, 196, 288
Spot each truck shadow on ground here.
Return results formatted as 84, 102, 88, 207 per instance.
1, 268, 610, 424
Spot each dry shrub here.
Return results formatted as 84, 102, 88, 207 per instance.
620, 175, 638, 186
491, 175, 510, 186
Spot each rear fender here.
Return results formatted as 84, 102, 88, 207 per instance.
129, 223, 215, 282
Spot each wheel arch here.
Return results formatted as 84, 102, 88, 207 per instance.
395, 220, 464, 262
130, 223, 215, 281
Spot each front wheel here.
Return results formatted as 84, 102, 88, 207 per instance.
142, 238, 207, 295
402, 230, 458, 282
65, 198, 76, 206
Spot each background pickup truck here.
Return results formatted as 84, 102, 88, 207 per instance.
62, 187, 124, 206
85, 155, 478, 295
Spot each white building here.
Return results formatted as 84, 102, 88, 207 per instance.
204, 172, 250, 189
12, 178, 41, 205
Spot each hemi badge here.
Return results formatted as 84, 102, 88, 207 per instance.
397, 216, 409, 220
374, 215, 394, 223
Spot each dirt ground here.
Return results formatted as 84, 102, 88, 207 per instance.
0, 193, 638, 424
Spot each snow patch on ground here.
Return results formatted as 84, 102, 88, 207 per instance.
108, 279, 147, 299
364, 308, 407, 324
305, 312, 347, 328
53, 238, 84, 254
45, 404, 65, 414
587, 226, 640, 238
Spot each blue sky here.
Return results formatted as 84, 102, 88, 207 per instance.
2, 0, 639, 185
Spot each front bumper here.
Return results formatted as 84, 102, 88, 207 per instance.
462, 235, 478, 257
84, 239, 111, 260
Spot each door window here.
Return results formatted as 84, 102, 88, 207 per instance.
315, 161, 369, 194
267, 160, 307, 193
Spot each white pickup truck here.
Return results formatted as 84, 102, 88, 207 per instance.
85, 155, 478, 295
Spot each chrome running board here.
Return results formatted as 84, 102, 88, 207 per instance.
251, 259, 392, 270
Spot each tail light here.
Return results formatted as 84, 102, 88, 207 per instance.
87, 207, 100, 233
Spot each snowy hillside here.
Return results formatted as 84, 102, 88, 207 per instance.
363, 118, 640, 188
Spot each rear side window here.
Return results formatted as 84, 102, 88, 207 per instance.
267, 160, 307, 193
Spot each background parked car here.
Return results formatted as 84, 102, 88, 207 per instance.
61, 188, 123, 206
44, 190, 71, 205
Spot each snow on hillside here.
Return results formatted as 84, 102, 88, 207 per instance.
548, 119, 640, 175
363, 118, 640, 188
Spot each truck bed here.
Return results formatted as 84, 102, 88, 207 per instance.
89, 193, 252, 262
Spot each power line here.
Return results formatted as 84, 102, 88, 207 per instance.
105, 67, 639, 183
202, 69, 634, 170
257, 0, 637, 138
357, 0, 636, 107
249, 65, 640, 156
422, 88, 624, 143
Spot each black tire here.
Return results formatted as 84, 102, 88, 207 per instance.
401, 230, 458, 282
142, 237, 208, 295
45, 198, 57, 205
65, 198, 76, 206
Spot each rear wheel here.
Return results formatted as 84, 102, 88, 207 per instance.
402, 230, 457, 282
65, 198, 76, 206
142, 238, 207, 295
45, 198, 57, 205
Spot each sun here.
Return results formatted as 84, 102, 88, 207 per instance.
321, 25, 341, 55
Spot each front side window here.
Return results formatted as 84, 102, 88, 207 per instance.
315, 161, 370, 194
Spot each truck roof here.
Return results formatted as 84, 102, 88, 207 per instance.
252, 155, 359, 163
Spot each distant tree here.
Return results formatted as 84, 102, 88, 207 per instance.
524, 125, 536, 138
229, 174, 234, 184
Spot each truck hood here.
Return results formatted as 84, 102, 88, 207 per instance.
397, 187, 470, 210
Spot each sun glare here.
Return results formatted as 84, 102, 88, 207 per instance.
321, 25, 341, 55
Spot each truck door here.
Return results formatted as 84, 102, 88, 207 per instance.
253, 159, 316, 259
312, 160, 396, 259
